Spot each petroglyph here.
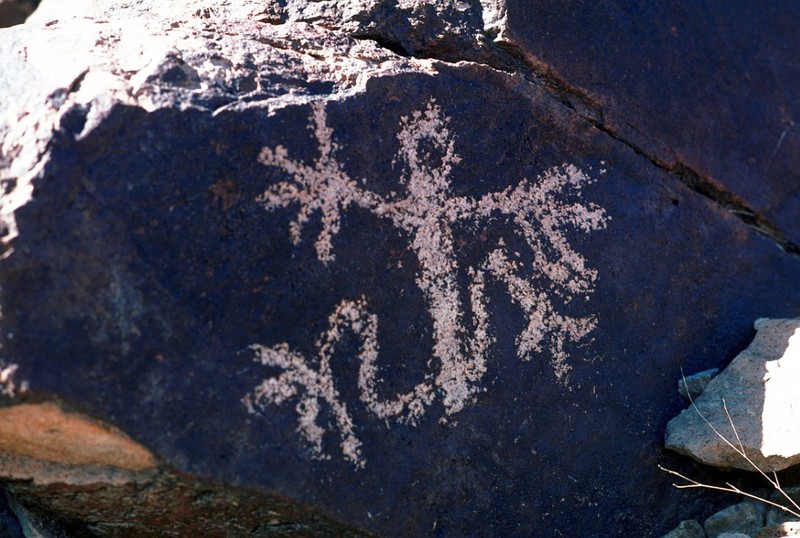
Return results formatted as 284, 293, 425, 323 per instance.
244, 100, 609, 466
0, 362, 26, 397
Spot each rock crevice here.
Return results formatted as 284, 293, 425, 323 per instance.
365, 6, 800, 256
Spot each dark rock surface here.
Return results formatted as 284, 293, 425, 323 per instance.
1, 2, 799, 537
498, 1, 800, 251
0, 0, 37, 28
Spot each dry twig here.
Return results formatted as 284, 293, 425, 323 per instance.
659, 370, 800, 519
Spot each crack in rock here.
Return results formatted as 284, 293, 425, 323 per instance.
329, 0, 800, 257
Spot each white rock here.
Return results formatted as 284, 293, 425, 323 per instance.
779, 521, 800, 535
666, 318, 800, 472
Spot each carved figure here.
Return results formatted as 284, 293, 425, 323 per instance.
243, 100, 609, 466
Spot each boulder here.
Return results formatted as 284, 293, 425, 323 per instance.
666, 318, 800, 472
2, 1, 800, 536
766, 508, 799, 531
704, 502, 764, 538
662, 519, 706, 538
763, 485, 800, 531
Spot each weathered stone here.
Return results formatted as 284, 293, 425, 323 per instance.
766, 508, 798, 530
679, 368, 720, 401
704, 502, 764, 538
770, 486, 800, 507
496, 1, 800, 250
28, 0, 495, 63
5, 465, 371, 536
758, 521, 800, 538
718, 533, 754, 538
780, 522, 800, 536
0, 401, 157, 485
2, 2, 800, 537
662, 519, 706, 538
765, 486, 800, 529
0, 0, 37, 28
666, 318, 800, 472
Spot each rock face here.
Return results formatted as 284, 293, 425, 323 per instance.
666, 318, 800, 472
1, 1, 800, 536
497, 1, 800, 250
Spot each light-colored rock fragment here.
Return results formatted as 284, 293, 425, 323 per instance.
717, 533, 754, 538
0, 402, 157, 485
661, 519, 706, 538
779, 521, 800, 535
666, 318, 800, 472
678, 367, 720, 401
758, 520, 800, 538
704, 502, 765, 538
478, 0, 507, 40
